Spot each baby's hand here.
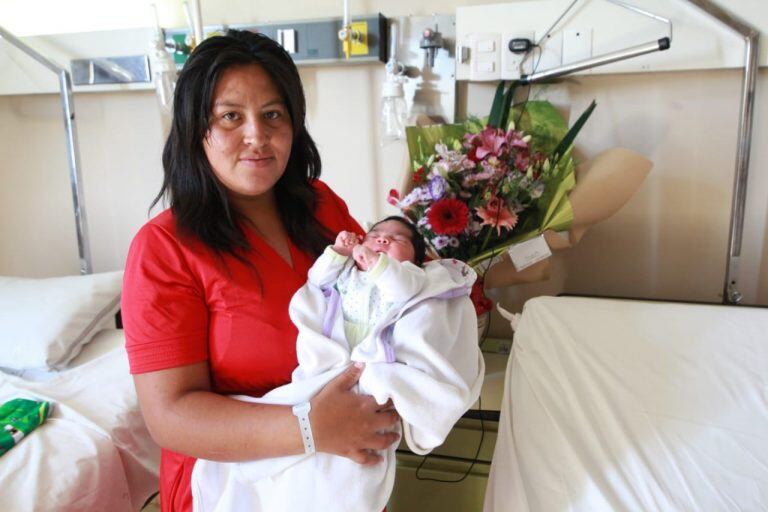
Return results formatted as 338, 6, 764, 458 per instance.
352, 245, 380, 271
333, 231, 360, 257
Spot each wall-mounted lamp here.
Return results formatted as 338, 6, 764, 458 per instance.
519, 0, 672, 84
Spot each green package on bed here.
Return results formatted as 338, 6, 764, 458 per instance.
0, 398, 52, 456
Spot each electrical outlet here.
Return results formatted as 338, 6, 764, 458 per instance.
501, 30, 534, 80
562, 28, 592, 65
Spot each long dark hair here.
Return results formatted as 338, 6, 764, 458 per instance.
153, 29, 333, 260
371, 216, 427, 266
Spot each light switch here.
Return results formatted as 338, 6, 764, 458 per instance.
477, 39, 496, 53
468, 32, 501, 81
479, 61, 495, 73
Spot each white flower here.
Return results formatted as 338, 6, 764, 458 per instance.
432, 235, 450, 250
468, 220, 483, 235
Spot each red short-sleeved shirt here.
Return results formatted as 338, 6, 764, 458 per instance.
122, 180, 362, 512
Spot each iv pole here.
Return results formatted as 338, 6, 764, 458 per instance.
0, 26, 93, 275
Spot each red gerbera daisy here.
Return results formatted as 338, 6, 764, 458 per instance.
427, 198, 469, 236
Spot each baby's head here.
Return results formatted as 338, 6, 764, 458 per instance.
362, 216, 426, 266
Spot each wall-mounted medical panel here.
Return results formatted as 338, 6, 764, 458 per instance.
391, 14, 457, 124
0, 14, 387, 96
164, 14, 387, 68
456, 0, 768, 82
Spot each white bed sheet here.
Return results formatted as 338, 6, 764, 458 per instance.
0, 328, 160, 511
484, 296, 768, 512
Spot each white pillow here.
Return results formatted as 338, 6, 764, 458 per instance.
0, 271, 123, 371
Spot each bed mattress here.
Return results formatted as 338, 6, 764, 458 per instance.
484, 296, 768, 511
0, 328, 159, 511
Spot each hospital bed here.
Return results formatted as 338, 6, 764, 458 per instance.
484, 295, 768, 511
0, 272, 159, 511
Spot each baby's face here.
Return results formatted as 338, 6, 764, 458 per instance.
362, 220, 416, 263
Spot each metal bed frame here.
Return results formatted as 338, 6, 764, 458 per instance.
0, 26, 92, 275
684, 0, 760, 305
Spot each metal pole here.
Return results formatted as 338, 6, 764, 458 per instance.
0, 26, 93, 274
684, 0, 759, 304
522, 38, 670, 84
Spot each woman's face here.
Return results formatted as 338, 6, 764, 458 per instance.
203, 63, 293, 202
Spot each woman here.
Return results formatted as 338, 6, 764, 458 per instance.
122, 30, 400, 511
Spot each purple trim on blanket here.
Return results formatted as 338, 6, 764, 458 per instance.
322, 286, 341, 338
380, 325, 396, 363
432, 285, 472, 300
318, 282, 470, 362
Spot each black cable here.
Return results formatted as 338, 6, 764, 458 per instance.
514, 43, 544, 128
413, 395, 486, 483
141, 491, 159, 510
407, 47, 543, 481
411, 241, 502, 483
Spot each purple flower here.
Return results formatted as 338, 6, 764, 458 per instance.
401, 186, 432, 207
428, 175, 448, 200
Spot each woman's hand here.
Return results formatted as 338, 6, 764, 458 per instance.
310, 363, 400, 465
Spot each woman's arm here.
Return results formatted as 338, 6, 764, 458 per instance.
134, 360, 399, 464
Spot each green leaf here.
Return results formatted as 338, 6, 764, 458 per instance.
487, 81, 507, 128
464, 116, 485, 134
511, 101, 567, 154
498, 83, 517, 131
551, 100, 597, 166
405, 123, 467, 170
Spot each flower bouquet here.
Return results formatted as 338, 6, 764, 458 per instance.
389, 82, 596, 316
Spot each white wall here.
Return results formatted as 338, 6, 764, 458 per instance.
1, 1, 767, 338
465, 69, 768, 326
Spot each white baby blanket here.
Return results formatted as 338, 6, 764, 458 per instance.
191, 257, 485, 512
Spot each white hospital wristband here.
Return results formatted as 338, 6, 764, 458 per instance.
292, 402, 316, 455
